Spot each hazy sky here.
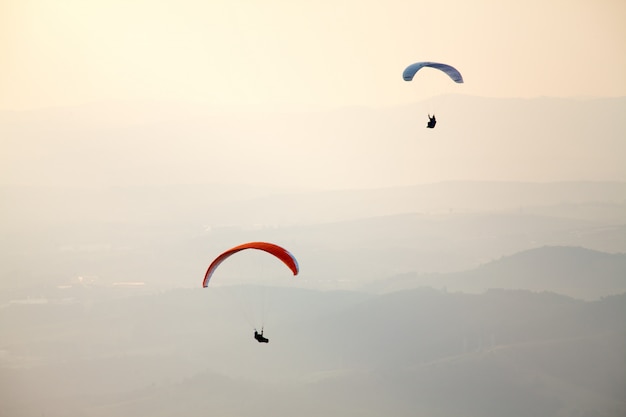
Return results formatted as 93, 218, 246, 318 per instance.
1, 0, 625, 110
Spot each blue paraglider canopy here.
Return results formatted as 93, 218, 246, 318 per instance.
402, 62, 464, 83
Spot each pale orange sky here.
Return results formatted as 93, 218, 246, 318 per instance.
1, 0, 625, 110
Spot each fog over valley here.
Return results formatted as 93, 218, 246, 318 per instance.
3, 0, 626, 413
1, 96, 625, 417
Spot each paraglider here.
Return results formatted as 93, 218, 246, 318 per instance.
403, 61, 463, 128
427, 114, 436, 129
202, 242, 299, 344
254, 328, 269, 343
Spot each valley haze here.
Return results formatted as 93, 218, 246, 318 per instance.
1, 96, 625, 417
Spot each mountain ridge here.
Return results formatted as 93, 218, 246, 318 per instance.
371, 245, 626, 299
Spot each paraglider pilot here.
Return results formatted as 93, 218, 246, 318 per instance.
254, 328, 269, 343
427, 114, 436, 129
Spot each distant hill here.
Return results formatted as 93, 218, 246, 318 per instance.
372, 246, 626, 300
460, 246, 626, 295
2, 181, 625, 291
3, 181, 625, 227
273, 289, 626, 417
1, 96, 625, 189
3, 286, 624, 417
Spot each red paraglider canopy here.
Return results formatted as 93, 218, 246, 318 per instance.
202, 242, 299, 287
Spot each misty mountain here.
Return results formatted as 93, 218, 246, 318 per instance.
3, 94, 625, 416
279, 288, 622, 371
1, 181, 624, 291
3, 180, 624, 227
460, 246, 626, 295
373, 246, 626, 300
2, 287, 623, 417
274, 290, 626, 417
1, 96, 625, 189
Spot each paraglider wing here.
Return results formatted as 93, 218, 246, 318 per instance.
402, 62, 464, 83
202, 242, 299, 287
